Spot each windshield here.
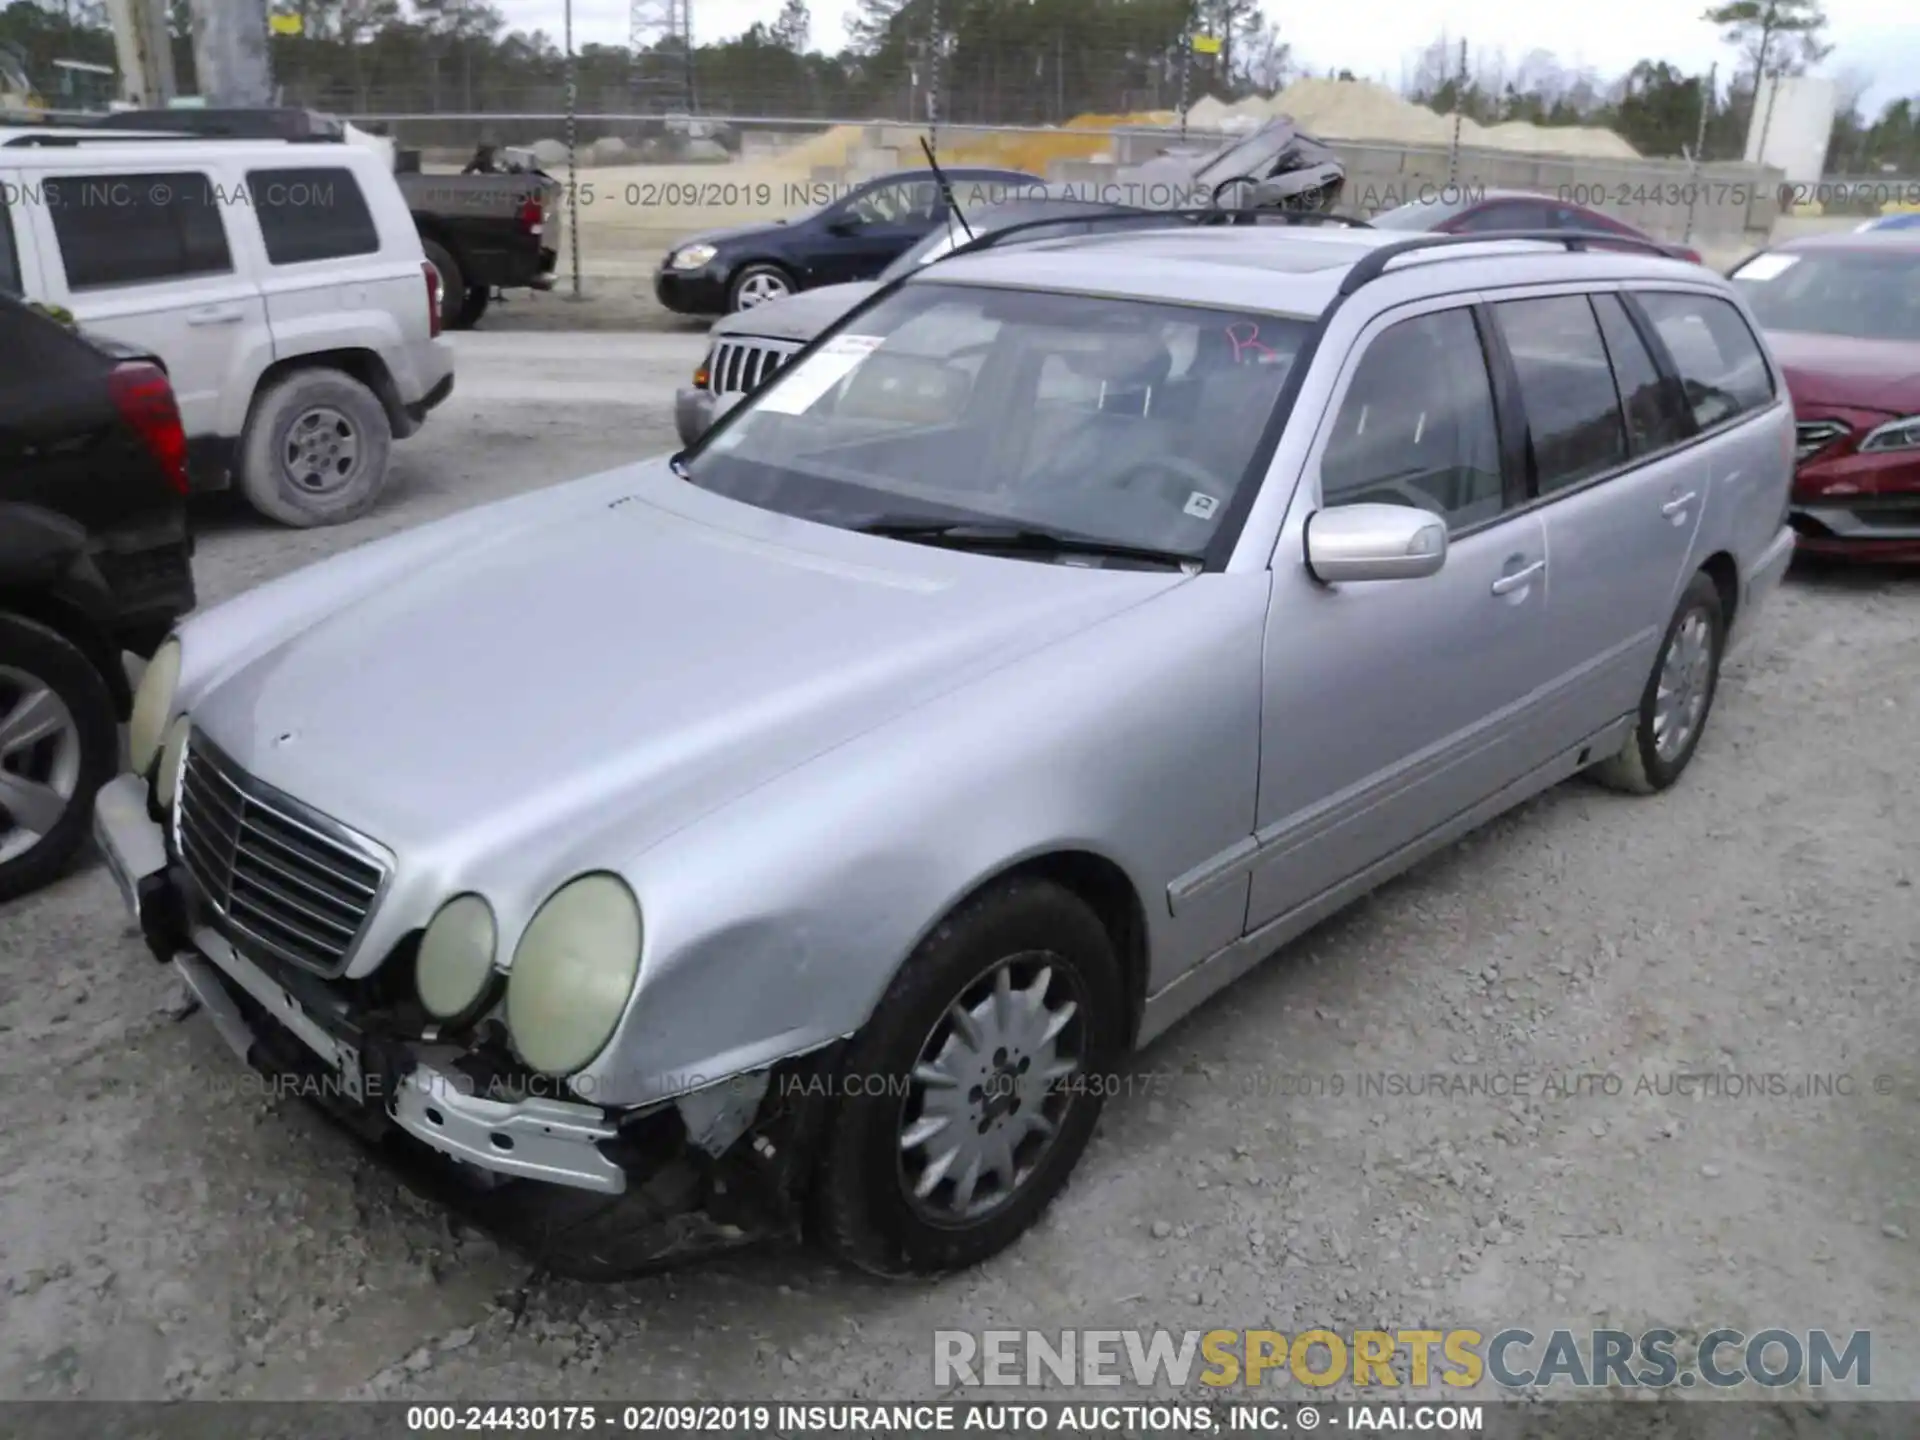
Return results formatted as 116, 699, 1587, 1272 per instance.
879, 224, 963, 281
1731, 247, 1920, 342
1189, 124, 1292, 186
683, 281, 1312, 561
1368, 197, 1470, 230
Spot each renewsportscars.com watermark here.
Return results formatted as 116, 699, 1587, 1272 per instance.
933, 1328, 1872, 1391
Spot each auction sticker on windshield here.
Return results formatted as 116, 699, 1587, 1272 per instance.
757, 334, 886, 415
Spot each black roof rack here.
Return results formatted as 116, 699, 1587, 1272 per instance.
948, 205, 1372, 259
1336, 228, 1690, 296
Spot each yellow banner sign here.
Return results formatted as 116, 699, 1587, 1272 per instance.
1191, 34, 1221, 54
269, 13, 303, 34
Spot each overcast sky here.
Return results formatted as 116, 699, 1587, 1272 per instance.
541, 0, 1920, 117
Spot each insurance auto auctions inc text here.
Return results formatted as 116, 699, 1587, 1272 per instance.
934, 1328, 1871, 1391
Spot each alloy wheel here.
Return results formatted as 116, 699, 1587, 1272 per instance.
0, 666, 82, 865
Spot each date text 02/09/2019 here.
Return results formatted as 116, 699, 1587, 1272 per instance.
403, 1402, 1488, 1433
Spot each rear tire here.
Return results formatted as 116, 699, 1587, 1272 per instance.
810, 877, 1125, 1276
1590, 571, 1725, 795
422, 239, 466, 332
237, 370, 394, 528
0, 613, 117, 903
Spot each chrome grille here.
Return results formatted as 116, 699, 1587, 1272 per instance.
1795, 419, 1849, 464
172, 731, 390, 976
707, 338, 799, 396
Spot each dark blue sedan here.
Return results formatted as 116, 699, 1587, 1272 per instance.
653, 167, 1043, 315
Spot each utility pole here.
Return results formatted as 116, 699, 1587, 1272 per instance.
106, 0, 177, 107
925, 0, 941, 150
1447, 38, 1467, 191
565, 0, 581, 298
187, 0, 274, 106
1683, 62, 1716, 245
1177, 19, 1191, 142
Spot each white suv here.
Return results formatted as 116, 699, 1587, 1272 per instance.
0, 134, 454, 526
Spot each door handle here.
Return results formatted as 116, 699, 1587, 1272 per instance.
1662, 491, 1698, 517
1490, 559, 1545, 596
186, 304, 243, 326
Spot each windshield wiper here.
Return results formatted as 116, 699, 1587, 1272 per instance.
852, 518, 1195, 569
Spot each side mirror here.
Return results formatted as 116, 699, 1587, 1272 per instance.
1303, 503, 1447, 584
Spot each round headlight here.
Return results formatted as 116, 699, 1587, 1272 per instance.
416, 894, 499, 1022
154, 715, 190, 811
506, 874, 642, 1077
128, 638, 181, 776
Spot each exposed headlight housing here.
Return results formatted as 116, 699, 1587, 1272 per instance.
416, 894, 499, 1023
1859, 415, 1920, 454
506, 874, 642, 1077
669, 243, 716, 270
154, 715, 190, 812
128, 638, 180, 777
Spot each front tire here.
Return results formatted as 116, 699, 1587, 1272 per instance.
727, 263, 794, 312
1590, 571, 1725, 794
0, 614, 117, 903
811, 877, 1125, 1276
237, 369, 394, 528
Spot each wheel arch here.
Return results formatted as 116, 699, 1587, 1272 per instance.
0, 505, 130, 718
248, 350, 407, 437
1699, 550, 1739, 632
878, 847, 1154, 1052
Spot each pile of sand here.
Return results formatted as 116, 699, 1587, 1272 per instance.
1189, 78, 1639, 159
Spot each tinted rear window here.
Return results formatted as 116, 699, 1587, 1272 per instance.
1634, 290, 1775, 428
247, 167, 381, 264
43, 172, 232, 289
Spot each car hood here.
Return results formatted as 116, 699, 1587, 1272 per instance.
190, 462, 1186, 870
710, 282, 881, 343
1767, 329, 1920, 415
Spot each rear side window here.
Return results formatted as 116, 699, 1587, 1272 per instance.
1492, 294, 1628, 494
1632, 290, 1774, 430
247, 167, 380, 264
0, 298, 98, 390
1320, 306, 1506, 531
43, 172, 231, 289
0, 199, 20, 294
1591, 292, 1692, 454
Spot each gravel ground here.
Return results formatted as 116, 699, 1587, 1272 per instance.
1, 326, 1916, 1405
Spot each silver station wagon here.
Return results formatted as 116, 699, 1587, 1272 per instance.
95, 222, 1795, 1279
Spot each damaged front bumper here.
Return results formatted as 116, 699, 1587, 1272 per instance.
94, 773, 834, 1275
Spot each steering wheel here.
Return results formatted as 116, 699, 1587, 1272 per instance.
1112, 456, 1226, 515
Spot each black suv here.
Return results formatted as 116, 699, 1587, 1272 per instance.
0, 292, 197, 900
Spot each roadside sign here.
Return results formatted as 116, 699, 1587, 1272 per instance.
269, 13, 302, 34
1192, 34, 1221, 54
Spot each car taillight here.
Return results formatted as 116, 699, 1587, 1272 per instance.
109, 362, 188, 496
423, 260, 442, 338
518, 198, 544, 237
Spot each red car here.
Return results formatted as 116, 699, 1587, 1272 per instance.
1729, 230, 1920, 561
1369, 188, 1704, 263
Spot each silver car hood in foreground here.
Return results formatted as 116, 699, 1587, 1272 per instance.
710, 281, 881, 343
187, 461, 1188, 888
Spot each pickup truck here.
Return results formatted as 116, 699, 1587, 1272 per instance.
74, 107, 560, 330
